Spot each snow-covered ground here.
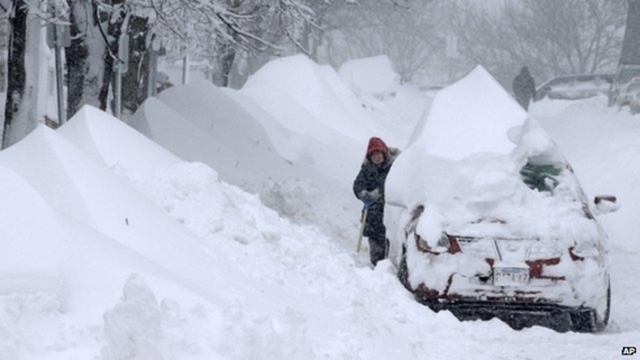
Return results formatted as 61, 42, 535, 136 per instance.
0, 55, 638, 359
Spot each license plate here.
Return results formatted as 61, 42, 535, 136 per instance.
493, 267, 530, 286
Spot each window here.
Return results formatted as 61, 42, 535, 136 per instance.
520, 162, 561, 192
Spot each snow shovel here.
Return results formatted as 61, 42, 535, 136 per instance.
356, 208, 368, 253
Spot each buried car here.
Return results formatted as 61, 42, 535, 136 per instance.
615, 77, 640, 114
385, 66, 618, 333
534, 73, 613, 101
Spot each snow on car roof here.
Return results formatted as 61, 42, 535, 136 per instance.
386, 65, 601, 246
405, 65, 527, 159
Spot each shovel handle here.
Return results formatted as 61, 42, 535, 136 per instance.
356, 208, 368, 253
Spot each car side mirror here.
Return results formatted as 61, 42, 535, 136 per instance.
593, 195, 620, 215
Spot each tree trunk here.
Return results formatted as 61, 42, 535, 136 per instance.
122, 15, 150, 113
65, 1, 106, 118
218, 42, 236, 88
98, 33, 116, 111
96, 0, 124, 112
621, 0, 640, 65
67, 2, 89, 118
2, 0, 39, 149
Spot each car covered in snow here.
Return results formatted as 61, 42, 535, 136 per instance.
385, 66, 618, 333
534, 73, 613, 101
615, 77, 640, 114
608, 64, 640, 107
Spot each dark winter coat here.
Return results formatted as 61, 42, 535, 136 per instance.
512, 67, 536, 110
353, 147, 400, 239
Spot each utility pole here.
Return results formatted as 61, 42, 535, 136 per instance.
47, 1, 70, 125
446, 34, 459, 83
182, 44, 190, 85
53, 18, 65, 124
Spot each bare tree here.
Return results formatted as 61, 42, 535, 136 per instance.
66, 0, 106, 118
148, 0, 316, 88
323, 0, 441, 83
504, 0, 624, 74
445, 0, 625, 87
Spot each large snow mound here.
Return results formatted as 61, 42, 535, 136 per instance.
59, 105, 182, 171
132, 81, 297, 188
338, 55, 401, 97
407, 65, 527, 159
242, 54, 392, 145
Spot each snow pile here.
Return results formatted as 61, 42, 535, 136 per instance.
130, 80, 296, 188
243, 54, 381, 144
338, 55, 430, 146
101, 275, 169, 360
0, 107, 358, 359
338, 55, 401, 99
1, 53, 639, 359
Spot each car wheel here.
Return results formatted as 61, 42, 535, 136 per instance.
570, 279, 610, 332
595, 280, 611, 332
398, 245, 412, 291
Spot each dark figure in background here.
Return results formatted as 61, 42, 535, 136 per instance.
353, 137, 400, 266
513, 66, 536, 110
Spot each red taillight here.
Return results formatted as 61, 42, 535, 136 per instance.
414, 234, 461, 255
525, 258, 561, 278
569, 246, 584, 261
448, 235, 461, 254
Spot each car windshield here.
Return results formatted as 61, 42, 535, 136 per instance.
520, 162, 561, 192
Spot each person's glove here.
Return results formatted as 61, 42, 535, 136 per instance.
358, 188, 381, 202
363, 201, 374, 210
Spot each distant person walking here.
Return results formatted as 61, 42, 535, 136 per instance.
353, 137, 400, 266
513, 66, 536, 110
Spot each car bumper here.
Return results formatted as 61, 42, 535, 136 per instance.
419, 298, 596, 332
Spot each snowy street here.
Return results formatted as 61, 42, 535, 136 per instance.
0, 56, 639, 359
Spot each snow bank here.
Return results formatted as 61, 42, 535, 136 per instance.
337, 56, 429, 146
149, 80, 296, 188
338, 55, 401, 98
59, 105, 182, 171
0, 166, 65, 296
0, 121, 242, 311
242, 54, 395, 145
